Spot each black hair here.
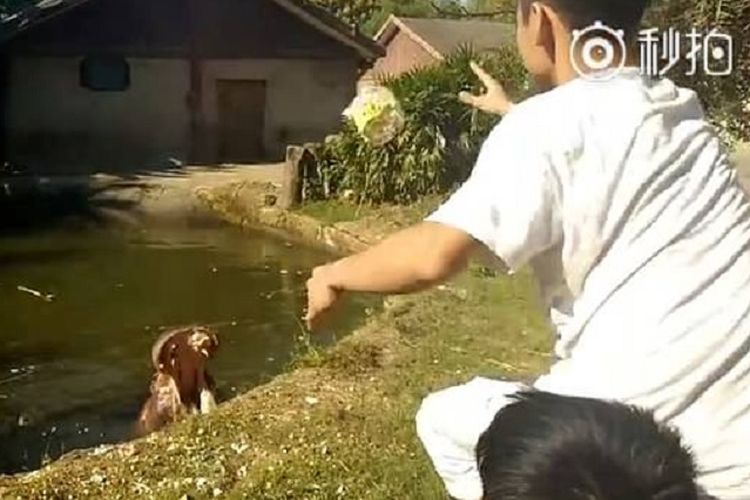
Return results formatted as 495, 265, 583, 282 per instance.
476, 391, 699, 500
519, 0, 650, 36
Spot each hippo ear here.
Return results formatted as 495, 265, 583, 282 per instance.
152, 332, 180, 370
151, 337, 167, 369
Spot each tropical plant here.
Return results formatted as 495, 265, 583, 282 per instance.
322, 0, 484, 35
302, 47, 531, 204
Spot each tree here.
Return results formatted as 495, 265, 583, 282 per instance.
310, 0, 379, 28
644, 0, 750, 143
312, 0, 492, 35
360, 0, 482, 34
464, 0, 516, 16
362, 0, 436, 35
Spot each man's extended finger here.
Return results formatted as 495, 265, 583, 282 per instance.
304, 308, 316, 330
306, 309, 329, 332
469, 61, 498, 90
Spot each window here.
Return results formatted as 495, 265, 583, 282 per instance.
80, 55, 130, 91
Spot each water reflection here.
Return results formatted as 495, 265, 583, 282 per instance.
0, 223, 369, 473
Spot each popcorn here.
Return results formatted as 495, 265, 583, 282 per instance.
343, 86, 405, 147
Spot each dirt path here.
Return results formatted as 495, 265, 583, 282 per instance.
89, 163, 286, 222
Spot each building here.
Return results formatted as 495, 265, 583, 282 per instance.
361, 15, 514, 87
0, 0, 382, 173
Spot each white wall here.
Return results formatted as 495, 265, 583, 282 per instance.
201, 58, 358, 161
4, 56, 359, 172
5, 56, 191, 173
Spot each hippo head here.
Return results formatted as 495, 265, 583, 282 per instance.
151, 326, 219, 372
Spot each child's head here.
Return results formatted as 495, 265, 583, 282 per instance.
514, 0, 650, 89
476, 391, 699, 500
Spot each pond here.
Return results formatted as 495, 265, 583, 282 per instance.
0, 222, 370, 473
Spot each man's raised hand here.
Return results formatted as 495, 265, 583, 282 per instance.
459, 61, 515, 117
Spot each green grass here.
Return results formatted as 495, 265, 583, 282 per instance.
234, 268, 552, 499
296, 200, 376, 224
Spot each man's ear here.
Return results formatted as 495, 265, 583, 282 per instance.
537, 3, 570, 62
531, 2, 559, 47
525, 2, 544, 44
530, 2, 559, 58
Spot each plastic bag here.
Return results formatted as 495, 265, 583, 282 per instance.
343, 86, 405, 147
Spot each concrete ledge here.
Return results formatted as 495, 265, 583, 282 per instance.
196, 182, 373, 255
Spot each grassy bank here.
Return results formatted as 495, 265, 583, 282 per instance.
0, 198, 553, 499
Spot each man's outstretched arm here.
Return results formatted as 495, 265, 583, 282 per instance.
304, 61, 515, 330
305, 222, 479, 329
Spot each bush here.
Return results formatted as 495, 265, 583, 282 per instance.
302, 47, 530, 205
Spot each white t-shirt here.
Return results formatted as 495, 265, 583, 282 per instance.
427, 68, 750, 498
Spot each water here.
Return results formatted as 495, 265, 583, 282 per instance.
0, 222, 369, 473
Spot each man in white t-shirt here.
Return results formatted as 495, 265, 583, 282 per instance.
305, 0, 750, 498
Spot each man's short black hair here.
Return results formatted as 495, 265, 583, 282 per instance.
519, 0, 651, 36
476, 391, 699, 500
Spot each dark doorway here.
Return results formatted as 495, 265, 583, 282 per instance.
216, 79, 266, 163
